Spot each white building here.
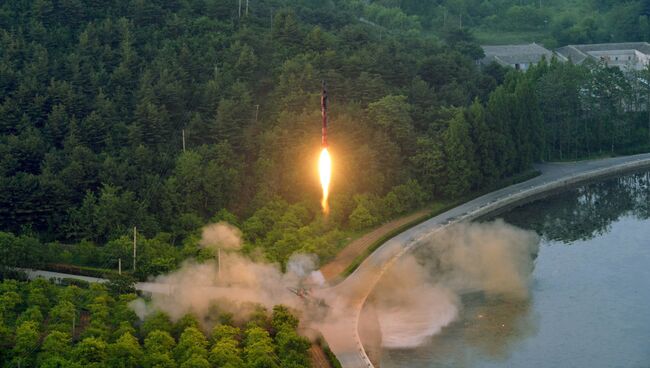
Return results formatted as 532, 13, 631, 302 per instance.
479, 43, 564, 71
555, 42, 650, 71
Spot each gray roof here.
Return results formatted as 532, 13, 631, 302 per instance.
555, 45, 588, 64
556, 42, 650, 63
480, 43, 559, 66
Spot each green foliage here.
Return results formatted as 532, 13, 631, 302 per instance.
349, 201, 379, 230
142, 311, 173, 337
382, 0, 650, 46
244, 326, 279, 368
47, 300, 75, 334
143, 330, 176, 368
275, 328, 311, 368
209, 339, 244, 368
173, 314, 201, 339
40, 331, 71, 358
2, 280, 311, 367
12, 321, 40, 365
443, 109, 478, 197
73, 337, 108, 366
106, 274, 136, 296
174, 327, 208, 364
271, 305, 299, 332
212, 324, 241, 344
17, 306, 44, 327
107, 332, 143, 368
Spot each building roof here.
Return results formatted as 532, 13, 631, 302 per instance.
556, 42, 650, 63
480, 43, 560, 66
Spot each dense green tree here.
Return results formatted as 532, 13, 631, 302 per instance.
209, 339, 245, 368
47, 300, 75, 334
212, 324, 241, 344
349, 201, 379, 230
73, 337, 108, 366
443, 110, 479, 197
106, 332, 143, 368
142, 311, 173, 337
243, 326, 279, 368
143, 329, 176, 368
367, 95, 416, 155
465, 100, 495, 187
40, 331, 71, 359
174, 327, 208, 364
17, 306, 44, 329
173, 314, 201, 339
485, 86, 517, 178
274, 328, 310, 368
11, 321, 40, 365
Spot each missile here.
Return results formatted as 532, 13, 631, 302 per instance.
321, 80, 328, 148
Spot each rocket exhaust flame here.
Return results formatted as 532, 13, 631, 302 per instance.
320, 81, 331, 214
319, 148, 331, 214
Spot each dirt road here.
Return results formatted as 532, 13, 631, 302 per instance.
319, 209, 430, 282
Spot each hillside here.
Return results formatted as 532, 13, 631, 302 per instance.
1, 0, 649, 277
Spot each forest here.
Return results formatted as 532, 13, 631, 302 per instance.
0, 278, 310, 367
1, 0, 650, 278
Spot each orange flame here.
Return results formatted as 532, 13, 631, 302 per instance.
319, 148, 331, 214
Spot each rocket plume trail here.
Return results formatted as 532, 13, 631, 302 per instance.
320, 81, 331, 214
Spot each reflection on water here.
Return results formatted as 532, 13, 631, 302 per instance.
501, 170, 650, 242
377, 169, 650, 368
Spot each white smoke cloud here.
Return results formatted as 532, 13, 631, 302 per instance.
365, 220, 539, 349
131, 222, 320, 327
199, 222, 242, 250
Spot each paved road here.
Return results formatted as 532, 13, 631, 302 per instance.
20, 269, 290, 299
21, 268, 109, 284
312, 153, 650, 368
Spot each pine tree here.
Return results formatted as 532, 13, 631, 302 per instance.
443, 110, 478, 197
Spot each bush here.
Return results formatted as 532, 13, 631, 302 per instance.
349, 203, 378, 230
59, 278, 90, 288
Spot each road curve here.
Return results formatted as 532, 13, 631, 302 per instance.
312, 153, 650, 368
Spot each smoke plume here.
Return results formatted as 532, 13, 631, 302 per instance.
199, 222, 242, 250
130, 222, 320, 327
366, 220, 539, 349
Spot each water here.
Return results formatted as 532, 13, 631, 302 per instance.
376, 170, 650, 368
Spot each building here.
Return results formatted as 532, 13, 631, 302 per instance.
479, 43, 563, 71
555, 42, 650, 71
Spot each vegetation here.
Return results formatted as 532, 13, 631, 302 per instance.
369, 0, 650, 47
0, 278, 310, 367
0, 0, 649, 278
